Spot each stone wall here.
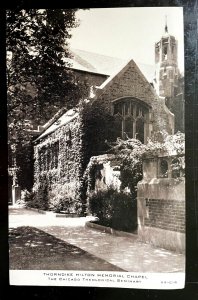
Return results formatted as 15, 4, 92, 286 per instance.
33, 114, 85, 214
95, 60, 174, 136
85, 154, 121, 196
172, 93, 185, 133
137, 154, 185, 253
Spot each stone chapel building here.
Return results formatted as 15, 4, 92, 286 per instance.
32, 25, 184, 215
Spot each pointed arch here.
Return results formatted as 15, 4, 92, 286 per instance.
112, 97, 150, 143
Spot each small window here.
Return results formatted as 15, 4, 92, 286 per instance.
163, 46, 168, 60
159, 159, 168, 178
66, 129, 72, 145
155, 45, 160, 63
171, 158, 181, 178
54, 142, 59, 169
169, 70, 174, 79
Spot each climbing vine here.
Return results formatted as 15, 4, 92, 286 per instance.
102, 131, 185, 197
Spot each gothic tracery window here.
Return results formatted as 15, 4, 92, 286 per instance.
113, 98, 149, 143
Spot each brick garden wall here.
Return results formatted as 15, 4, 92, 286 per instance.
137, 154, 185, 253
144, 199, 185, 233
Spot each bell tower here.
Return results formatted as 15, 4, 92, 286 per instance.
154, 17, 179, 105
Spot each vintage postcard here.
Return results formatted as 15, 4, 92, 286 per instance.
8, 7, 185, 289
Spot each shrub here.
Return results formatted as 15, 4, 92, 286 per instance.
48, 184, 82, 214
19, 189, 35, 207
26, 177, 49, 210
89, 187, 137, 232
21, 189, 35, 202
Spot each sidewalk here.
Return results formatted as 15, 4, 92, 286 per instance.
9, 207, 185, 273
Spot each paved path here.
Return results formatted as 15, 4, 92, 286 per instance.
9, 226, 123, 271
9, 207, 185, 273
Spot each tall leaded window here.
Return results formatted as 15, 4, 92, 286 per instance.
113, 98, 149, 143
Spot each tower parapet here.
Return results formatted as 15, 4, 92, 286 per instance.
154, 20, 179, 99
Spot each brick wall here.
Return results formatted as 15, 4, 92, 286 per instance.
137, 153, 185, 252
144, 199, 185, 233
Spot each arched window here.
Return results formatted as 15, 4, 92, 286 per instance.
113, 98, 149, 143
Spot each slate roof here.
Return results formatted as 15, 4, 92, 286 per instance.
65, 48, 155, 83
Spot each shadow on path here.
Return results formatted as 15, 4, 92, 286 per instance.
9, 226, 124, 271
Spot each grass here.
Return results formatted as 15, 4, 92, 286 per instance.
9, 226, 124, 271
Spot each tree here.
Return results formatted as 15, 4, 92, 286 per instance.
7, 9, 88, 189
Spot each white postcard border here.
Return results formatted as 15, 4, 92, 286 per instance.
10, 270, 185, 290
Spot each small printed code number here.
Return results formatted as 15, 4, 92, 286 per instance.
161, 281, 177, 284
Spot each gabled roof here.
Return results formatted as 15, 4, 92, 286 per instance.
65, 48, 155, 82
35, 108, 78, 141
66, 48, 125, 76
94, 58, 157, 101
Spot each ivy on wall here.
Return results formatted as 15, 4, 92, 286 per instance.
28, 92, 185, 216
80, 100, 119, 169
32, 113, 85, 214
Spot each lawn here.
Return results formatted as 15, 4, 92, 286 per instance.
9, 226, 123, 271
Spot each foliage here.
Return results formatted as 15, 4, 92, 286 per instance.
21, 189, 35, 202
18, 189, 35, 207
110, 138, 144, 196
7, 9, 89, 190
79, 99, 118, 207
48, 184, 82, 214
89, 187, 137, 232
7, 9, 80, 116
80, 100, 117, 169
144, 130, 185, 157
15, 140, 34, 190
7, 9, 82, 142
84, 130, 185, 218
27, 176, 49, 210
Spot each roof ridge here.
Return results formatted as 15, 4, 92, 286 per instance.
71, 48, 127, 61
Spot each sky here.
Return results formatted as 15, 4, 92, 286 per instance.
69, 7, 184, 72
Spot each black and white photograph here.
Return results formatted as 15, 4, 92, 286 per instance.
7, 7, 185, 289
